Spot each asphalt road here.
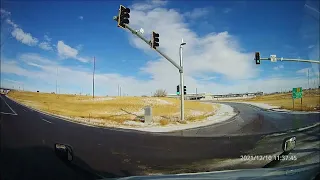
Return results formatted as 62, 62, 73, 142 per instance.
166, 102, 320, 136
1, 94, 319, 180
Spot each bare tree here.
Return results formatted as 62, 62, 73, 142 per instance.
153, 89, 167, 97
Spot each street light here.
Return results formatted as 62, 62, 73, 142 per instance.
179, 39, 186, 121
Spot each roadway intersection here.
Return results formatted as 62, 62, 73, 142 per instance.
1, 94, 319, 179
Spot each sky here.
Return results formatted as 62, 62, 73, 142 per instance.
0, 0, 319, 96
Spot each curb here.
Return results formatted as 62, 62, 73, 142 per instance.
267, 108, 320, 114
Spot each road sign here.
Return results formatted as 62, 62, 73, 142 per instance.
270, 55, 277, 62
292, 87, 303, 99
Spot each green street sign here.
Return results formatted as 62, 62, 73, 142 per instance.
292, 87, 303, 99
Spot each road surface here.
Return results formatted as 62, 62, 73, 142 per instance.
166, 102, 320, 136
1, 94, 319, 179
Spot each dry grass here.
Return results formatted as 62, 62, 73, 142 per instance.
159, 119, 170, 126
227, 89, 320, 111
7, 91, 217, 124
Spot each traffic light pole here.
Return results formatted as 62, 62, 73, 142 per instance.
260, 57, 320, 64
113, 16, 182, 72
113, 15, 186, 121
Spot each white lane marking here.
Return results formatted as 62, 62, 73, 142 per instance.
0, 95, 18, 115
42, 118, 53, 124
0, 112, 18, 116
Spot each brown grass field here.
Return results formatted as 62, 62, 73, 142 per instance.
7, 91, 217, 124
222, 89, 320, 111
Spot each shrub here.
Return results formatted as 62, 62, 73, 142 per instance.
159, 119, 169, 126
153, 89, 167, 97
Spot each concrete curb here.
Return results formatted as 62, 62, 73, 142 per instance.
266, 108, 320, 114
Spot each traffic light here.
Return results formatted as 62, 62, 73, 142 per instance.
151, 31, 159, 49
183, 86, 186, 95
117, 5, 130, 28
176, 85, 180, 95
255, 52, 260, 64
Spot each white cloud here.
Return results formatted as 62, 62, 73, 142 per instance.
0, 8, 11, 17
76, 44, 83, 51
77, 56, 90, 63
129, 1, 257, 82
57, 41, 78, 58
4, 13, 54, 51
5, 17, 39, 46
296, 68, 310, 74
296, 67, 319, 78
39, 34, 53, 50
57, 41, 89, 63
200, 76, 217, 81
79, 16, 84, 20
184, 8, 209, 19
39, 41, 53, 50
273, 65, 284, 70
19, 53, 56, 66
11, 28, 38, 46
2, 78, 22, 84
6, 19, 18, 28
131, 0, 167, 11
44, 34, 52, 42
0, 79, 25, 90
1, 53, 319, 96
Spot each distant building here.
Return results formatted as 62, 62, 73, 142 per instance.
166, 91, 264, 100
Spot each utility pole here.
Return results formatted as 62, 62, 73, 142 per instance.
118, 84, 120, 96
56, 67, 58, 94
308, 69, 310, 89
93, 57, 95, 99
120, 86, 122, 97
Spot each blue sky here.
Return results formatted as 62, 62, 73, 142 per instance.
1, 0, 319, 96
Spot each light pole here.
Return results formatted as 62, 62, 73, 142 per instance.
93, 57, 95, 99
179, 39, 186, 121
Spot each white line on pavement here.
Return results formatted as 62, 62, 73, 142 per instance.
42, 118, 53, 124
0, 95, 18, 115
0, 112, 18, 116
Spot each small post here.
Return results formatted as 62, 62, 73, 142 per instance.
293, 99, 295, 110
144, 106, 152, 124
301, 97, 302, 111
196, 88, 198, 100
